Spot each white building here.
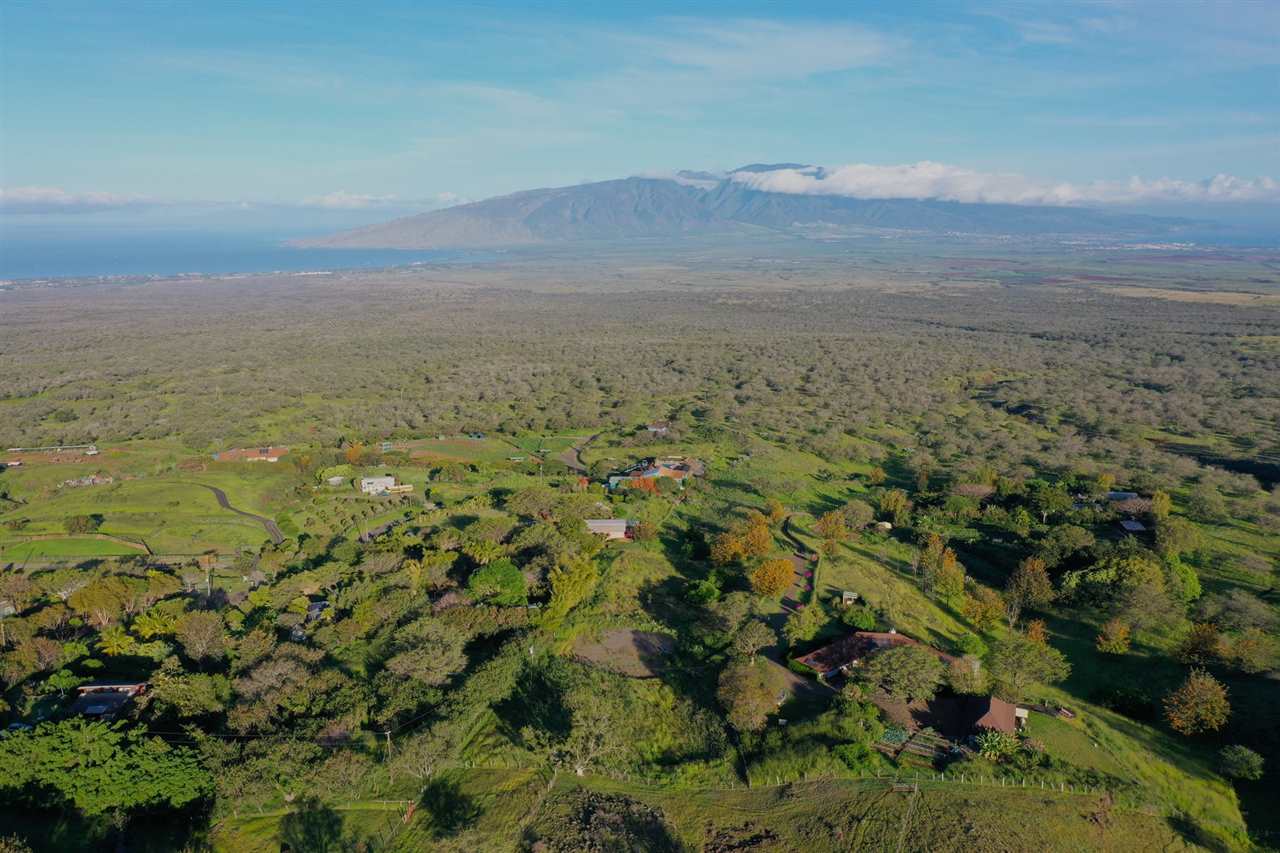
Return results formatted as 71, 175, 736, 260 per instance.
360, 475, 397, 495
585, 518, 632, 541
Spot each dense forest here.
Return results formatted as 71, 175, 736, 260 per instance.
0, 242, 1278, 851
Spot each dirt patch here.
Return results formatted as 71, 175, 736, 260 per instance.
573, 629, 676, 678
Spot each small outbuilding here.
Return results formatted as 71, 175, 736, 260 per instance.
1118, 519, 1147, 534
69, 682, 147, 720
584, 518, 633, 541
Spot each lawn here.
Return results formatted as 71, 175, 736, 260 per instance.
212, 768, 1203, 852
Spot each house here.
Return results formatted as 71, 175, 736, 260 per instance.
606, 456, 702, 490
68, 682, 146, 720
305, 600, 330, 623
1118, 519, 1147, 534
360, 475, 397, 495
326, 475, 346, 486
794, 630, 957, 682
213, 446, 289, 463
1107, 491, 1139, 502
646, 421, 671, 436
584, 518, 633, 541
875, 693, 1026, 738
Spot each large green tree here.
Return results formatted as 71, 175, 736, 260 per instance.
861, 645, 945, 703
0, 719, 212, 817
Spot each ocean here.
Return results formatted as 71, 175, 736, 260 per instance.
0, 228, 488, 280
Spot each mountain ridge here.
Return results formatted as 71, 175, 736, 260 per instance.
295, 167, 1206, 249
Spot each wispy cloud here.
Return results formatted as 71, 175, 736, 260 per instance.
0, 186, 153, 214
298, 191, 456, 210
728, 162, 1280, 206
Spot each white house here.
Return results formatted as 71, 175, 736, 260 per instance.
585, 518, 632, 541
360, 475, 397, 495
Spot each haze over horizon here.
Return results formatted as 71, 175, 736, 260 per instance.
2, 0, 1279, 235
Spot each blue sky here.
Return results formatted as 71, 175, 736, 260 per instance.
1, 0, 1277, 222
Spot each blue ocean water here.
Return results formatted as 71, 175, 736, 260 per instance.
0, 229, 488, 280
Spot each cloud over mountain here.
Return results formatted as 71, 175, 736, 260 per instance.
727, 162, 1280, 206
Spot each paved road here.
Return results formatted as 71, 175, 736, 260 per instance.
197, 484, 284, 544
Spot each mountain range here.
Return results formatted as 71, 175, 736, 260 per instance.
296, 164, 1203, 249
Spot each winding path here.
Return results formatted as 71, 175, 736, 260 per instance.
558, 432, 600, 474
196, 484, 284, 544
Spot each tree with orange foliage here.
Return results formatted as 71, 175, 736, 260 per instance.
1164, 669, 1229, 735
710, 532, 746, 566
962, 587, 1004, 633
1024, 619, 1048, 644
344, 442, 364, 465
1095, 619, 1130, 654
750, 559, 794, 598
741, 522, 773, 559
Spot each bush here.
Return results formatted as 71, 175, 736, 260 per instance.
841, 605, 876, 630
1218, 745, 1264, 781
466, 558, 527, 606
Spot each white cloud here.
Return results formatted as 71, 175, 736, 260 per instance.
299, 191, 462, 210
0, 186, 151, 214
727, 162, 1280, 206
633, 19, 897, 79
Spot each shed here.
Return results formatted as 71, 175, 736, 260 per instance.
585, 518, 632, 541
1118, 519, 1147, 533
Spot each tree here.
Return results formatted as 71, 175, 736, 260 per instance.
461, 539, 507, 566
1175, 623, 1225, 667
1187, 484, 1227, 523
1024, 619, 1048, 644
385, 618, 467, 686
841, 499, 874, 532
710, 532, 746, 566
1151, 490, 1172, 520
861, 645, 944, 703
98, 626, 137, 657
731, 620, 775, 663
935, 551, 967, 603
764, 498, 787, 526
466, 558, 527, 606
1227, 627, 1276, 675
175, 611, 226, 664
543, 556, 599, 626
1164, 669, 1229, 735
0, 719, 212, 817
782, 605, 823, 649
1155, 517, 1204, 560
879, 489, 910, 525
750, 559, 794, 598
1095, 619, 1131, 654
63, 514, 103, 535
555, 684, 627, 776
740, 522, 773, 558
1027, 480, 1071, 523
948, 655, 989, 695
1005, 556, 1054, 628
989, 635, 1070, 700
961, 587, 1004, 634
814, 511, 847, 542
1218, 745, 1264, 781
717, 660, 782, 732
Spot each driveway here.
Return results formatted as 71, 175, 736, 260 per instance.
196, 484, 284, 544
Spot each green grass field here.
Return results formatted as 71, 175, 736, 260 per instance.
208, 768, 1201, 852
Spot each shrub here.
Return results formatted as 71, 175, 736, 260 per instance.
1218, 745, 1264, 781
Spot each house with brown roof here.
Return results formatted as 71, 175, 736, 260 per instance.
793, 631, 1026, 740
793, 630, 956, 681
